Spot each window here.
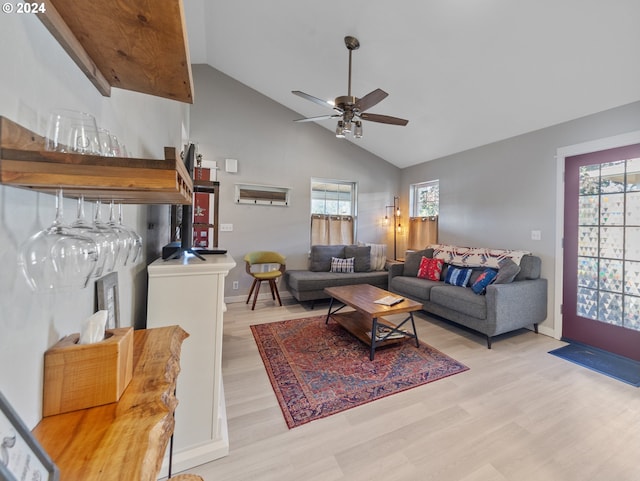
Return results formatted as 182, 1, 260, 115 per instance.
410, 180, 439, 217
311, 180, 356, 215
310, 179, 357, 245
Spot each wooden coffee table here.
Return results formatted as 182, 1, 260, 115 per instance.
324, 284, 423, 360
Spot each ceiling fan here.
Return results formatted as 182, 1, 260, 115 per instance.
292, 35, 408, 139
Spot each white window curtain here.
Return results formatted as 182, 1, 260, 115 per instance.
407, 217, 438, 250
311, 214, 354, 245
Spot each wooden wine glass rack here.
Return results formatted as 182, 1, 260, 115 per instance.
0, 116, 193, 204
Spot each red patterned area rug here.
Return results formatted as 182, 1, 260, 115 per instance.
250, 315, 469, 428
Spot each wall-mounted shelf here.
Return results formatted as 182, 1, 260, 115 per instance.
37, 0, 193, 103
0, 117, 193, 204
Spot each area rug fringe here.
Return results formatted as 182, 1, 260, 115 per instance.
251, 315, 469, 428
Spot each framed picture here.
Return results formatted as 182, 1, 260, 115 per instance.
97, 272, 120, 329
0, 391, 59, 481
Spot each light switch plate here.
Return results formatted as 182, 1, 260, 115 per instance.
220, 223, 233, 232
531, 230, 541, 241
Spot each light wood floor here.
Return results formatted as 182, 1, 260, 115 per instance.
178, 298, 640, 481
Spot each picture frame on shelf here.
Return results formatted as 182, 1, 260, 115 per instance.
0, 391, 59, 481
97, 272, 120, 329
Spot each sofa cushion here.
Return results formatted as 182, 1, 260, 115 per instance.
345, 245, 371, 272
471, 268, 498, 294
515, 255, 541, 281
404, 248, 434, 277
389, 276, 438, 301
330, 257, 354, 273
430, 285, 487, 319
444, 267, 473, 287
417, 257, 444, 280
310, 245, 346, 272
494, 258, 520, 284
286, 270, 388, 292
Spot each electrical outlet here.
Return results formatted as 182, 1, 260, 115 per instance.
232, 281, 239, 290
531, 230, 541, 241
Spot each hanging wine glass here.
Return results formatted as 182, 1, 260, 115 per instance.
66, 195, 109, 277
107, 201, 131, 266
92, 200, 120, 274
18, 190, 98, 291
118, 203, 142, 265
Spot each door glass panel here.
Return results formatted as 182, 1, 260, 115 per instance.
624, 296, 640, 329
577, 256, 598, 288
600, 227, 624, 259
600, 193, 625, 225
599, 259, 623, 292
626, 227, 640, 261
627, 192, 640, 224
625, 261, 640, 296
627, 158, 640, 191
579, 195, 599, 225
578, 226, 599, 256
598, 292, 623, 325
576, 158, 640, 332
600, 161, 625, 192
579, 164, 600, 194
577, 287, 598, 319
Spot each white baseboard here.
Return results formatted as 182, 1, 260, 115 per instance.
225, 291, 293, 304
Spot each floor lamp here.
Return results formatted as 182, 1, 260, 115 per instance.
385, 196, 401, 260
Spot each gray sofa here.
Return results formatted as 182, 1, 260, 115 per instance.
388, 246, 547, 348
285, 244, 388, 304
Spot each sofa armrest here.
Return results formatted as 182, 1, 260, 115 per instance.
388, 262, 405, 281
485, 279, 548, 335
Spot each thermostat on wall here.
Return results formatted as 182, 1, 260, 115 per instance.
225, 158, 238, 173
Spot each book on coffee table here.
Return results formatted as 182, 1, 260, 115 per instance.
366, 325, 409, 341
373, 295, 404, 306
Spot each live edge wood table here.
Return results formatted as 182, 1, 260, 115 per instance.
32, 326, 196, 481
324, 284, 423, 360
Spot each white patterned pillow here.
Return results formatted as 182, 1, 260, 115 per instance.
330, 257, 354, 273
429, 244, 531, 268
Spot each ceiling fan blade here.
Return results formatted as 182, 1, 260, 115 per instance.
292, 90, 334, 109
354, 88, 388, 113
294, 114, 340, 123
360, 113, 409, 126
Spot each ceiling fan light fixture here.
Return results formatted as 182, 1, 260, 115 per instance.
342, 120, 352, 133
354, 121, 363, 138
336, 120, 346, 138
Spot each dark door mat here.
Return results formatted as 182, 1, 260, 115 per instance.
549, 342, 640, 387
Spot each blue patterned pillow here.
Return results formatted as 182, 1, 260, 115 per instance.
471, 268, 498, 294
330, 257, 354, 273
444, 267, 473, 287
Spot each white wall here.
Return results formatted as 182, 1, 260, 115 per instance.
400, 100, 640, 336
189, 65, 401, 296
0, 14, 187, 427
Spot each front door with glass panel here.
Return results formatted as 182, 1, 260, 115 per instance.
563, 144, 640, 361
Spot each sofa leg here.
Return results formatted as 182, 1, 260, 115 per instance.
486, 336, 492, 349
534, 323, 539, 334
310, 300, 315, 310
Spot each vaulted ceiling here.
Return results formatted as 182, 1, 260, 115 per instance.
184, 0, 640, 168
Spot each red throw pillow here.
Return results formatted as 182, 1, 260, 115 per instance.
417, 256, 444, 281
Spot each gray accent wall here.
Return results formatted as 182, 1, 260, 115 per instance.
189, 64, 401, 297
401, 101, 640, 334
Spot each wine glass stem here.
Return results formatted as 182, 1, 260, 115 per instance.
76, 195, 86, 222
53, 188, 64, 226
